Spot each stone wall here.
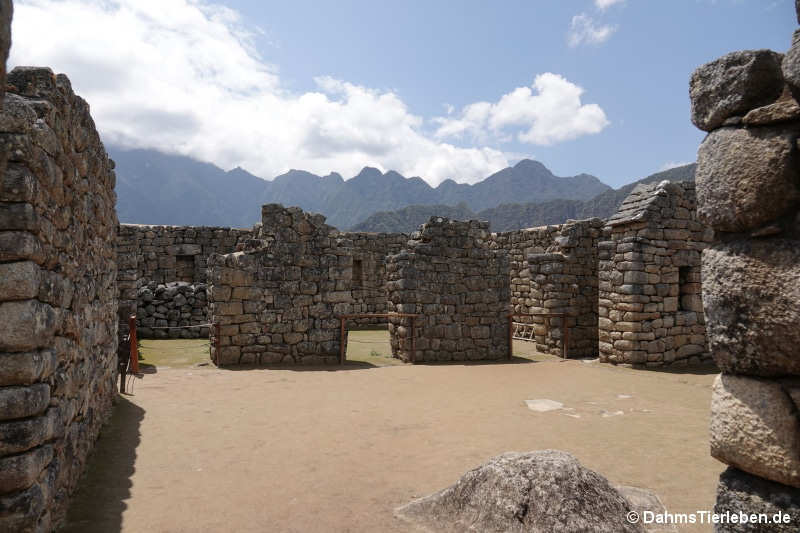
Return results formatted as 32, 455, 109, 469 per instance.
207, 205, 351, 365
0, 65, 118, 531
135, 282, 209, 338
597, 181, 713, 366
340, 231, 407, 325
386, 217, 509, 362
116, 224, 251, 339
492, 219, 602, 358
691, 6, 800, 527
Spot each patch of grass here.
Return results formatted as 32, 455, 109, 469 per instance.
344, 330, 405, 367
138, 338, 212, 369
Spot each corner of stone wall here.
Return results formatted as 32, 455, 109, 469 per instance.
386, 217, 510, 362
691, 4, 800, 526
0, 57, 119, 533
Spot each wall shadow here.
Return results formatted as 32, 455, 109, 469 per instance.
60, 395, 144, 533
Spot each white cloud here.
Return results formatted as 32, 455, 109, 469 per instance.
10, 0, 512, 185
595, 0, 625, 10
433, 73, 609, 146
568, 13, 616, 47
659, 161, 693, 171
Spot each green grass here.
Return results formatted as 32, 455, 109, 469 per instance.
138, 338, 212, 369
136, 331, 554, 369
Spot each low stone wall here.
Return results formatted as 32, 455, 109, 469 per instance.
136, 282, 209, 338
691, 6, 800, 525
0, 65, 118, 531
207, 205, 351, 365
117, 224, 251, 341
598, 181, 713, 366
387, 218, 509, 362
492, 219, 602, 358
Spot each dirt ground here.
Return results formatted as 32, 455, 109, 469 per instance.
63, 332, 723, 532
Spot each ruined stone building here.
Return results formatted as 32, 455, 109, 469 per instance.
598, 181, 712, 366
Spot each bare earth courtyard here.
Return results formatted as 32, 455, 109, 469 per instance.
62, 333, 721, 533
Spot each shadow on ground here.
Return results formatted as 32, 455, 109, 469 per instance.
60, 395, 144, 533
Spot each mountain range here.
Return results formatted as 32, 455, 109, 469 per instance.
110, 146, 694, 232
351, 164, 696, 233
111, 147, 611, 230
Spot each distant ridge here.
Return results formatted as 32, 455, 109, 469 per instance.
111, 147, 612, 229
351, 164, 697, 233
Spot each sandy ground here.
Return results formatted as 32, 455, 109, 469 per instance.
63, 332, 723, 532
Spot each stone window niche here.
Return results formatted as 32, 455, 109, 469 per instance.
175, 254, 195, 282
353, 258, 363, 285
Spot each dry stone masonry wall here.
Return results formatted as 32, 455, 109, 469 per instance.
492, 219, 603, 358
116, 224, 252, 339
207, 205, 352, 365
691, 5, 800, 528
386, 218, 510, 362
340, 231, 407, 325
597, 181, 713, 367
0, 64, 118, 531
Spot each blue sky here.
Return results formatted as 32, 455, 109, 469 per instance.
10, 0, 795, 187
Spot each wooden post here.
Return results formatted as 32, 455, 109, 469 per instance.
410, 315, 416, 364
214, 323, 221, 367
128, 315, 139, 374
508, 314, 513, 360
562, 315, 569, 359
339, 316, 346, 365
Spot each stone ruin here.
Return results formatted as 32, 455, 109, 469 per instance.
494, 218, 603, 358
111, 182, 714, 368
598, 180, 713, 366
386, 218, 510, 362
0, 39, 120, 533
690, 4, 800, 528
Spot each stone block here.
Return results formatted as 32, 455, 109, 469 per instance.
0, 300, 56, 352
0, 350, 57, 386
0, 444, 52, 494
690, 49, 784, 131
714, 467, 800, 533
703, 239, 800, 376
0, 261, 39, 300
711, 375, 800, 488
0, 384, 50, 422
696, 126, 799, 232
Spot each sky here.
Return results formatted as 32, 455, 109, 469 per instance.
9, 0, 796, 188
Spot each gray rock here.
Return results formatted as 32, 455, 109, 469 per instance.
702, 239, 800, 376
696, 126, 799, 233
742, 97, 800, 126
690, 50, 784, 131
714, 467, 800, 532
395, 450, 644, 533
615, 485, 675, 532
710, 375, 800, 488
783, 30, 800, 102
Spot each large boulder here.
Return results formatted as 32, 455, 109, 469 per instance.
395, 450, 644, 533
702, 239, 800, 377
710, 374, 800, 488
695, 126, 799, 233
714, 467, 800, 532
783, 30, 800, 102
690, 50, 784, 132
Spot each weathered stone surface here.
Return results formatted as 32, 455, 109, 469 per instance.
711, 375, 800, 487
783, 29, 800, 102
0, 384, 50, 422
696, 126, 799, 233
690, 50, 784, 131
395, 450, 643, 533
742, 97, 800, 126
0, 445, 52, 494
0, 350, 56, 386
703, 240, 800, 376
0, 67, 118, 529
615, 486, 673, 533
714, 467, 800, 533
0, 1, 11, 106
